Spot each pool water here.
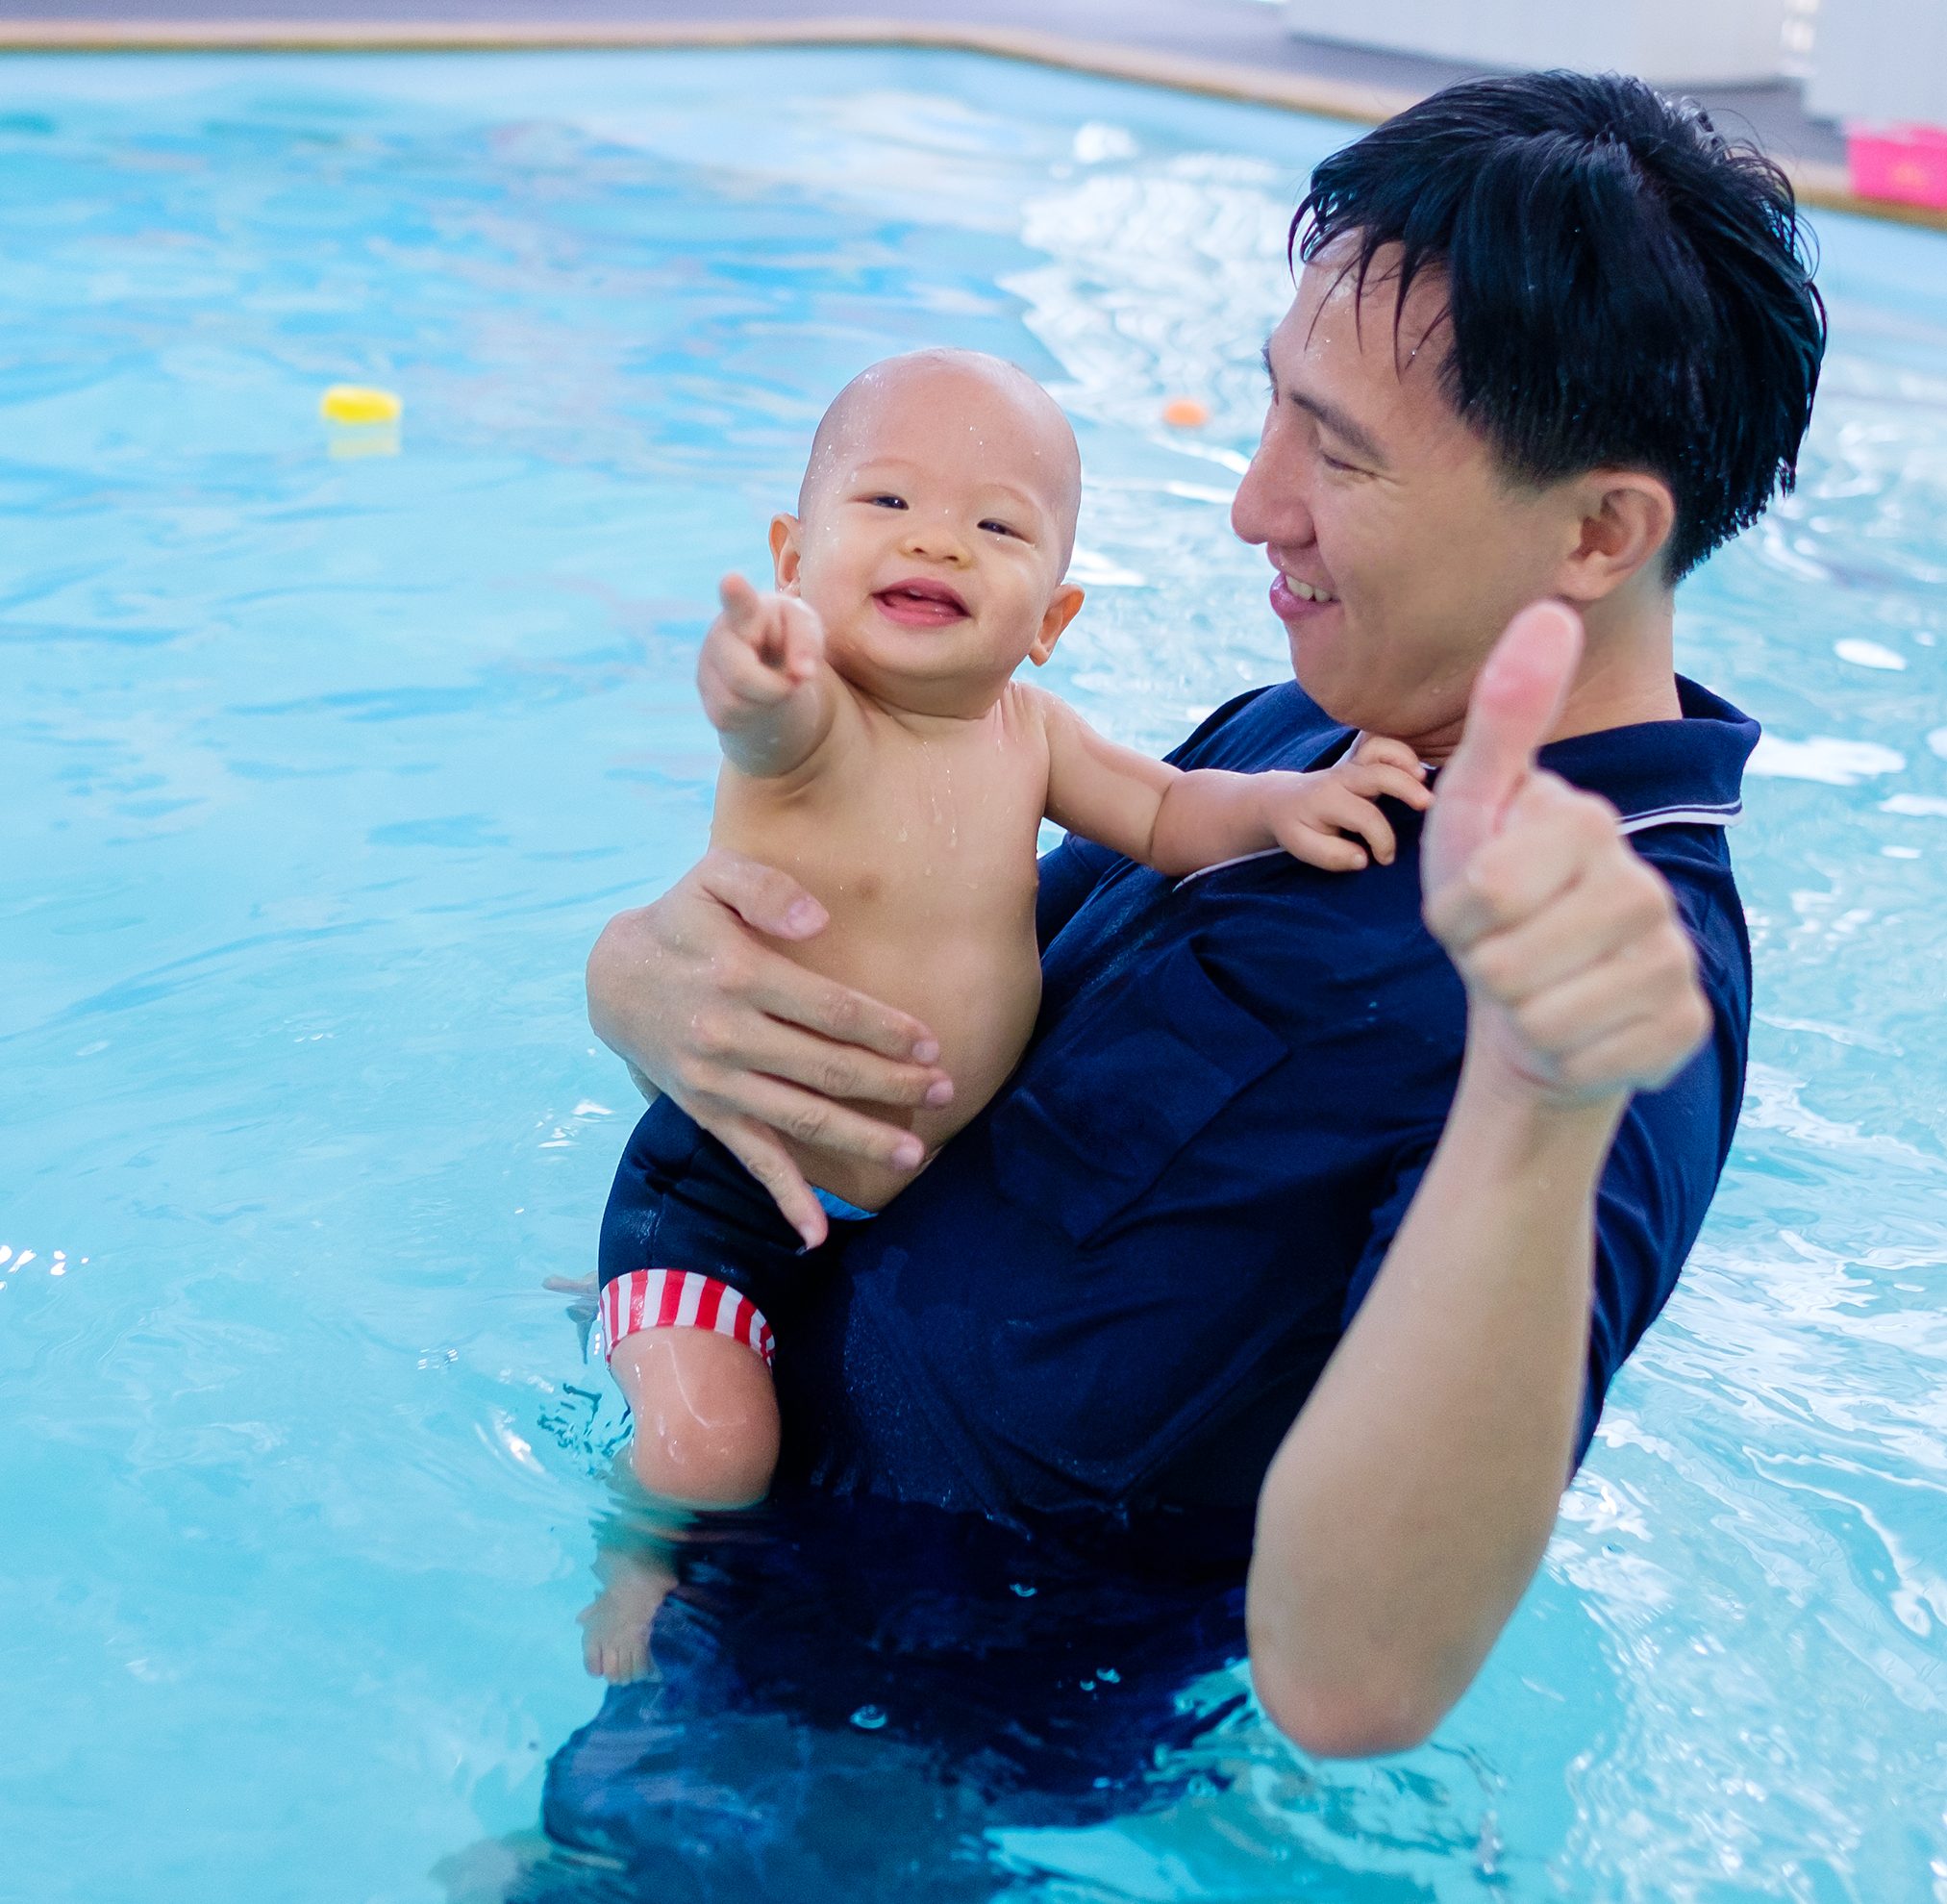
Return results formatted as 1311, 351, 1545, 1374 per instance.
4, 46, 1944, 1904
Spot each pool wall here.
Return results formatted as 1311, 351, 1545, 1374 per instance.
3, 7, 1943, 232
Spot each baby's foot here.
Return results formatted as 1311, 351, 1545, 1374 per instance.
577, 1550, 675, 1684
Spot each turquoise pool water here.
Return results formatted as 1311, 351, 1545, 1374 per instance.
3, 46, 1944, 1904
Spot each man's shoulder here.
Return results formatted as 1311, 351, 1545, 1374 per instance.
1533, 673, 1759, 974
1165, 682, 1348, 773
1540, 675, 1759, 839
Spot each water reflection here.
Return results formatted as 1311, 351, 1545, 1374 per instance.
465, 1489, 1257, 1901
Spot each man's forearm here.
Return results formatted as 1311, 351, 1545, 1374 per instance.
1246, 1056, 1623, 1758
1248, 603, 1716, 1759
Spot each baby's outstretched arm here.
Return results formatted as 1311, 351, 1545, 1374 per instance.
1040, 695, 1430, 875
699, 574, 838, 779
1160, 736, 1433, 872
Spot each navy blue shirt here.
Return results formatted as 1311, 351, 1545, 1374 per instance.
775, 678, 1757, 1532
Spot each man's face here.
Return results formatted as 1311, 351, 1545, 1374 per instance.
1232, 248, 1577, 753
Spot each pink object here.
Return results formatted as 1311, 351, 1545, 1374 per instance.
1847, 124, 1947, 212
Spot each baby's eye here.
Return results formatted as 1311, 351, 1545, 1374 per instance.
979, 518, 1022, 539
865, 493, 908, 511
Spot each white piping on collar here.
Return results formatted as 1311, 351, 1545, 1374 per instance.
1616, 800, 1743, 837
1174, 846, 1286, 889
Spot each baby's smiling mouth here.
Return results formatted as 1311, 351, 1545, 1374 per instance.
873, 578, 970, 627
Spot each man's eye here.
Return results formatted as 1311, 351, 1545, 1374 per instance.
865, 493, 908, 510
1320, 452, 1359, 475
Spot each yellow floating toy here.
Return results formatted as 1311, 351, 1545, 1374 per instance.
320, 384, 402, 425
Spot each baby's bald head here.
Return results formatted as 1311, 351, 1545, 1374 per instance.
797, 349, 1082, 572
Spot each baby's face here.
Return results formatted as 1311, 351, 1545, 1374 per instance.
773, 359, 1083, 717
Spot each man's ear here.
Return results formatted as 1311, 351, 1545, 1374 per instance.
1553, 471, 1676, 605
1029, 585, 1086, 666
769, 514, 804, 595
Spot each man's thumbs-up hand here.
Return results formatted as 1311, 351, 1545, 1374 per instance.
1422, 603, 1712, 1107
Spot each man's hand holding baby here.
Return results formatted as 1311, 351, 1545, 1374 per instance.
699, 574, 835, 777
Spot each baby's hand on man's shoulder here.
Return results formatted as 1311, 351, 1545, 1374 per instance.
699, 574, 827, 732
1262, 733, 1431, 872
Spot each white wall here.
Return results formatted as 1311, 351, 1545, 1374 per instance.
1284, 0, 1792, 85
1807, 0, 1947, 124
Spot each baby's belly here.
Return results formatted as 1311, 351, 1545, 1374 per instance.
781, 920, 1044, 1215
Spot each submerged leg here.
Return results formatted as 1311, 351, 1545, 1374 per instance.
577, 1540, 679, 1685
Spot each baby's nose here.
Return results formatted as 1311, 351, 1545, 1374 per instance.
903, 519, 971, 564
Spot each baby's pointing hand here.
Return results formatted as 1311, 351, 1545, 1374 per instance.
700, 574, 826, 730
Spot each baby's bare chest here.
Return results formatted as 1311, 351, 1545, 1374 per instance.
712, 722, 1050, 925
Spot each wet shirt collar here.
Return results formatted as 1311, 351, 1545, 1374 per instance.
1527, 675, 1758, 834
1173, 674, 1758, 892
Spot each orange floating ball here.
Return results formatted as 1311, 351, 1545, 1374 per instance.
1161, 397, 1211, 428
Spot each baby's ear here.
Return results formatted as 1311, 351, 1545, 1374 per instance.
769, 514, 804, 594
1029, 585, 1085, 666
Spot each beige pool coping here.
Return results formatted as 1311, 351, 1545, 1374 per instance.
2, 12, 1943, 232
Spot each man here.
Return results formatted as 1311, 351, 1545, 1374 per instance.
582, 71, 1824, 1759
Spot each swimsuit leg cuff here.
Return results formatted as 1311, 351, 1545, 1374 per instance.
599, 1268, 774, 1369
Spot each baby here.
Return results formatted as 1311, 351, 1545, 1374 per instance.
596, 349, 1428, 1511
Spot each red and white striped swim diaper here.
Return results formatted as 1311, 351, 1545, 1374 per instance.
599, 1269, 775, 1370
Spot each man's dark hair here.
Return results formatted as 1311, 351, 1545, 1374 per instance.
1291, 71, 1827, 580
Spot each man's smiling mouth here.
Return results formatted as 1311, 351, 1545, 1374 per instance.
874, 578, 970, 625
1270, 568, 1340, 621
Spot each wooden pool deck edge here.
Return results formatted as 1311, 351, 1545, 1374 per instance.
3, 13, 1942, 233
